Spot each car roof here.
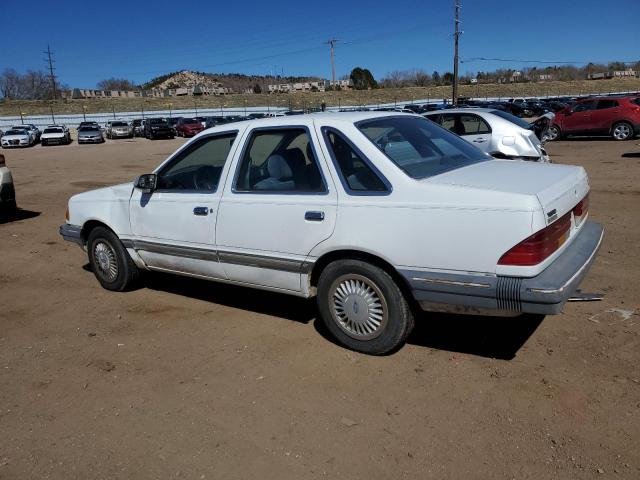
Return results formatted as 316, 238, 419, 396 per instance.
423, 108, 498, 115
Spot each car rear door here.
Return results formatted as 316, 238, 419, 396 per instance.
215, 123, 337, 293
590, 99, 621, 132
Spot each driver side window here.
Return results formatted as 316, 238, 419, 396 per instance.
157, 133, 237, 192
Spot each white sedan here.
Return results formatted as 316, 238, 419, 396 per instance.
1, 128, 33, 148
60, 112, 602, 354
41, 125, 71, 146
424, 108, 550, 162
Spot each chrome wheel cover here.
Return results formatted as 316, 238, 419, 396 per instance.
329, 274, 388, 340
547, 126, 559, 140
93, 241, 118, 282
613, 124, 631, 140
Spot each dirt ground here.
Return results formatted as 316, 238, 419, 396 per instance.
0, 132, 638, 479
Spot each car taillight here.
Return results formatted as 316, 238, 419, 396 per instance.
498, 212, 571, 266
573, 192, 589, 221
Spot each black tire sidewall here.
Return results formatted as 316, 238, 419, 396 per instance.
87, 227, 137, 291
317, 260, 413, 355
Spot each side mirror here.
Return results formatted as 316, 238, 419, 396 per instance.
134, 174, 157, 194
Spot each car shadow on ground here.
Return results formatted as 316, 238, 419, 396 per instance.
144, 271, 317, 324
142, 271, 543, 359
0, 209, 40, 224
621, 152, 640, 158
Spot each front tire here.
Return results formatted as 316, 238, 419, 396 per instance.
87, 227, 140, 291
611, 122, 634, 141
547, 124, 562, 141
317, 260, 414, 355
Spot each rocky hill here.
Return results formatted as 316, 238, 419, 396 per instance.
142, 70, 321, 93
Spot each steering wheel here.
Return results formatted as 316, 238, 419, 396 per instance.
194, 165, 217, 191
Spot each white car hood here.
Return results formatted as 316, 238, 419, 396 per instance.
71, 182, 134, 202
2, 134, 29, 140
428, 160, 589, 221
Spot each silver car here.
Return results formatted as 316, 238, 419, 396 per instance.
77, 126, 105, 144
424, 108, 551, 162
106, 120, 133, 139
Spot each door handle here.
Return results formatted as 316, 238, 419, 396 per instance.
193, 206, 209, 216
305, 211, 325, 221
472, 138, 486, 143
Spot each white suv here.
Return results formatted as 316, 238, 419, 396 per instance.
60, 113, 603, 354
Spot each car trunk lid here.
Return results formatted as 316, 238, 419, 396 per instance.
427, 160, 589, 222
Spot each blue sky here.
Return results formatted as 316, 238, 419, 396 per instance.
1, 0, 638, 88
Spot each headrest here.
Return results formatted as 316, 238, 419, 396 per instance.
266, 154, 292, 180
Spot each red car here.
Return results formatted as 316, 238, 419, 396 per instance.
175, 118, 205, 137
548, 96, 640, 141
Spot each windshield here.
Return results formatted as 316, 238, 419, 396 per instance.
149, 118, 167, 125
43, 128, 63, 133
79, 127, 99, 132
112, 121, 128, 127
489, 110, 532, 129
357, 116, 488, 179
6, 130, 26, 135
182, 118, 200, 125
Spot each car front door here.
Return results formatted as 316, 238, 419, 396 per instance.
129, 130, 241, 279
562, 100, 595, 133
216, 125, 337, 293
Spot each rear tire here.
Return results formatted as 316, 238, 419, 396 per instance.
317, 259, 414, 355
87, 227, 140, 292
611, 122, 634, 141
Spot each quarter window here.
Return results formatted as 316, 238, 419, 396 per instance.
323, 128, 388, 193
157, 133, 237, 191
234, 128, 325, 192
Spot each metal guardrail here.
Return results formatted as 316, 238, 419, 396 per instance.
1, 90, 638, 129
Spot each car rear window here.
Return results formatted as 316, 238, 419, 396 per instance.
43, 128, 63, 133
112, 121, 128, 127
489, 110, 532, 129
356, 116, 488, 179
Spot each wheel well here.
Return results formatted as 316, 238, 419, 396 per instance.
81, 220, 113, 244
310, 250, 413, 300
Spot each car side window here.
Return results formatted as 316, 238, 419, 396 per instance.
234, 128, 326, 193
156, 133, 237, 192
440, 114, 456, 132
459, 114, 491, 135
322, 128, 389, 194
572, 101, 595, 112
596, 100, 619, 110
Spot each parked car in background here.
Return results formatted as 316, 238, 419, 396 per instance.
12, 124, 41, 143
79, 121, 100, 129
77, 125, 105, 144
424, 108, 550, 162
132, 119, 144, 137
0, 153, 16, 217
106, 120, 133, 139
60, 112, 601, 354
547, 96, 640, 141
175, 117, 205, 137
41, 125, 71, 146
1, 128, 34, 148
144, 118, 174, 140
167, 117, 181, 134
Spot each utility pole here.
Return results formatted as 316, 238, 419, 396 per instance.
326, 39, 339, 89
452, 0, 461, 106
44, 44, 58, 101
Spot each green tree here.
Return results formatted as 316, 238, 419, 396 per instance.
253, 83, 262, 94
350, 67, 378, 90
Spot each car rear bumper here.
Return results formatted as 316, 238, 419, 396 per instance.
59, 223, 84, 246
401, 221, 604, 316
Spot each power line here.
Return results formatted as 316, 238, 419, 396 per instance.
461, 57, 640, 65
